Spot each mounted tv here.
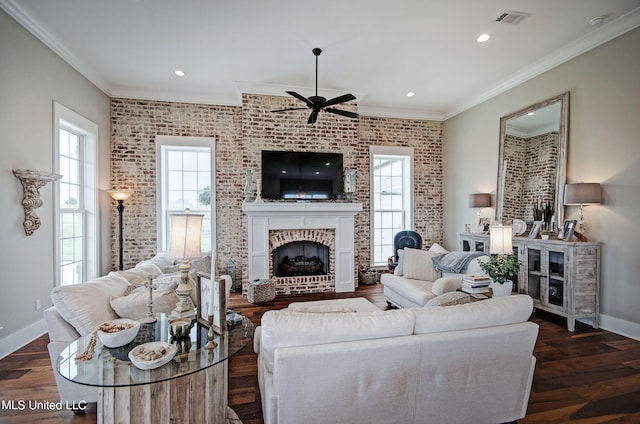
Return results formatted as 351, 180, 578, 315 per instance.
261, 150, 344, 201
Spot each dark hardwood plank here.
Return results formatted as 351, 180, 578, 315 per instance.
1, 284, 639, 423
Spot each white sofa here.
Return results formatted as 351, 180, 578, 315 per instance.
255, 295, 538, 424
44, 254, 210, 407
381, 245, 489, 308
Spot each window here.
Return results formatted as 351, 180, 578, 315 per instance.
54, 102, 98, 286
370, 146, 413, 267
156, 136, 215, 254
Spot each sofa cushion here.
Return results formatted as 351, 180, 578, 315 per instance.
110, 268, 155, 285
132, 261, 164, 277
412, 295, 533, 334
260, 309, 415, 372
402, 249, 441, 281
380, 273, 437, 306
110, 286, 179, 320
394, 249, 406, 276
50, 274, 130, 336
152, 271, 198, 304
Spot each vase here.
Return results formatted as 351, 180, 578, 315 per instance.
490, 280, 513, 297
244, 169, 254, 203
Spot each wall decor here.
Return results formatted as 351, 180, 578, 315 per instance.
13, 169, 62, 236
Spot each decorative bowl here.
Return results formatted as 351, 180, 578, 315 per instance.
96, 319, 140, 348
129, 341, 177, 370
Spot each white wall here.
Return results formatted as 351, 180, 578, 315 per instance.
444, 27, 640, 337
0, 9, 111, 352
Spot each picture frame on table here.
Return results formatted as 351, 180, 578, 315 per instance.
561, 219, 577, 241
196, 273, 227, 334
529, 221, 542, 239
476, 217, 491, 234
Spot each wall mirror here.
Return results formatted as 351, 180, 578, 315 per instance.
496, 91, 569, 228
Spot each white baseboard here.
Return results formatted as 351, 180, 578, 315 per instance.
597, 314, 640, 341
0, 319, 47, 360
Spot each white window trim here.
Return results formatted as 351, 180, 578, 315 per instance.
155, 135, 216, 258
369, 145, 414, 268
53, 101, 98, 286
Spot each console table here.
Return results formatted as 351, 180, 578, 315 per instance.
57, 314, 254, 423
459, 232, 600, 331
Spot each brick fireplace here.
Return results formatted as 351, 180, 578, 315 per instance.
243, 202, 362, 294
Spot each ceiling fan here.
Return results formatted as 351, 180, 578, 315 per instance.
272, 48, 358, 125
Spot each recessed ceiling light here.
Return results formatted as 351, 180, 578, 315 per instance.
526, 112, 535, 116
174, 70, 185, 77
406, 92, 415, 97
589, 15, 606, 26
477, 33, 492, 43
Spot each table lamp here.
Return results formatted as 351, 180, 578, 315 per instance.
564, 183, 601, 235
469, 193, 491, 232
489, 225, 513, 255
169, 210, 204, 320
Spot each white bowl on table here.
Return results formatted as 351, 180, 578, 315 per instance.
96, 318, 140, 348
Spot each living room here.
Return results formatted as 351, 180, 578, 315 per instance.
1, 1, 639, 422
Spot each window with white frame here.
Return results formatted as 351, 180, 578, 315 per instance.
54, 102, 98, 286
156, 136, 215, 254
370, 146, 413, 267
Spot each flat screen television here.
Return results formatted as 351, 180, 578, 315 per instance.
261, 150, 344, 201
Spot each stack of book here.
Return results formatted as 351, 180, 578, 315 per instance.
460, 274, 491, 294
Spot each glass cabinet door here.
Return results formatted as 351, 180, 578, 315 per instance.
527, 247, 542, 300
547, 249, 566, 307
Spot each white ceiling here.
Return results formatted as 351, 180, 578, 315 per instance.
2, 0, 639, 121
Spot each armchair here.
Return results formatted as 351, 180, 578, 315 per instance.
387, 230, 422, 270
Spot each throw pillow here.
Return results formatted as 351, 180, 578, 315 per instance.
402, 248, 441, 281
425, 291, 470, 307
50, 273, 130, 336
152, 271, 198, 304
110, 268, 153, 285
394, 249, 406, 276
428, 242, 449, 254
110, 286, 179, 320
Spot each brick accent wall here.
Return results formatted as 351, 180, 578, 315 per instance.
110, 95, 443, 293
502, 132, 559, 221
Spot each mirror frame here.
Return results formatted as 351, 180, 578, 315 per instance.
496, 91, 569, 226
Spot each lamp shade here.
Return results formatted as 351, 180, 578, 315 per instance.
107, 189, 134, 201
489, 225, 513, 255
469, 193, 491, 208
169, 213, 204, 260
564, 183, 601, 205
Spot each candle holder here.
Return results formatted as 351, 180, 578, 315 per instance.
140, 277, 157, 324
204, 315, 217, 350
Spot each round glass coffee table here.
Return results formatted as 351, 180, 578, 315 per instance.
57, 314, 254, 423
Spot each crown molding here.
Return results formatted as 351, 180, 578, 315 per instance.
0, 0, 113, 95
443, 6, 640, 120
109, 88, 242, 107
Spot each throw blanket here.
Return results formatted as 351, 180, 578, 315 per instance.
432, 252, 485, 273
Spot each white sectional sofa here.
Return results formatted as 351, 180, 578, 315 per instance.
44, 254, 211, 407
381, 245, 489, 308
254, 295, 538, 424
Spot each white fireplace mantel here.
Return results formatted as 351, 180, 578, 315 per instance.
243, 202, 362, 292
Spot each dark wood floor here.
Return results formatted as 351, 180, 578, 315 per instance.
1, 284, 639, 423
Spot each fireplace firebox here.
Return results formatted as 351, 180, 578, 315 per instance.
273, 241, 329, 277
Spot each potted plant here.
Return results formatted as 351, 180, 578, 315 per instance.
540, 230, 550, 240
479, 253, 522, 297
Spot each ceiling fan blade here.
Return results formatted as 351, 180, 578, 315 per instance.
286, 91, 314, 108
308, 110, 319, 125
325, 108, 359, 119
271, 107, 309, 113
321, 93, 356, 108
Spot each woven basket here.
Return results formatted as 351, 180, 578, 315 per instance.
248, 279, 276, 304
359, 271, 378, 285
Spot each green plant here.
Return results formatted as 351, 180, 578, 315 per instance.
541, 230, 550, 236
479, 253, 522, 285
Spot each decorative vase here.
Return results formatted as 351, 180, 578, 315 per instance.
490, 280, 513, 297
541, 234, 550, 240
244, 169, 254, 203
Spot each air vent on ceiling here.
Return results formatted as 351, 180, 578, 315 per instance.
495, 11, 530, 25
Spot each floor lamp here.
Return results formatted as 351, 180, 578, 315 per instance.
107, 190, 134, 270
169, 210, 204, 320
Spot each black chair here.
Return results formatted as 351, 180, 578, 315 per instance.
387, 230, 423, 270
